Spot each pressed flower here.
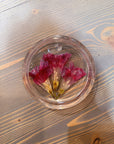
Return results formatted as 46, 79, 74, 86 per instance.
42, 53, 55, 68
29, 53, 85, 100
58, 62, 86, 96
29, 66, 39, 78
43, 53, 71, 68
29, 61, 53, 97
43, 53, 71, 90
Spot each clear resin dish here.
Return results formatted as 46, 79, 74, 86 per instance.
23, 35, 95, 109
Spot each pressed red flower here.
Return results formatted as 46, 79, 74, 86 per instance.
62, 62, 86, 84
54, 53, 71, 69
43, 53, 55, 67
43, 53, 71, 91
29, 61, 52, 85
58, 62, 86, 96
43, 53, 71, 69
29, 66, 39, 78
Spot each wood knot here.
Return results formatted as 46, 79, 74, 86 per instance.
18, 119, 21, 122
92, 138, 101, 144
32, 9, 39, 15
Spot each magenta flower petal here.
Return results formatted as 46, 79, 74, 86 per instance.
71, 67, 86, 81
29, 66, 39, 78
43, 53, 71, 69
39, 60, 49, 70
62, 67, 71, 80
29, 61, 52, 85
55, 53, 71, 69
62, 62, 86, 84
43, 53, 55, 67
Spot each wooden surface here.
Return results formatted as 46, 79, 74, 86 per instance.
0, 0, 114, 144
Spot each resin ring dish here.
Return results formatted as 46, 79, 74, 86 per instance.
23, 35, 95, 109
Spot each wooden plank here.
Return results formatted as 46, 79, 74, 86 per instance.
0, 0, 114, 143
0, 0, 28, 13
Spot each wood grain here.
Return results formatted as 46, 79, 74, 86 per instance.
0, 0, 28, 13
0, 0, 114, 144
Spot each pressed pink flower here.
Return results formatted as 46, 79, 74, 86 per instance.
29, 61, 52, 85
43, 53, 71, 90
29, 61, 55, 98
62, 62, 86, 84
58, 62, 86, 96
43, 53, 55, 68
43, 53, 71, 69
54, 53, 71, 69
29, 66, 39, 78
